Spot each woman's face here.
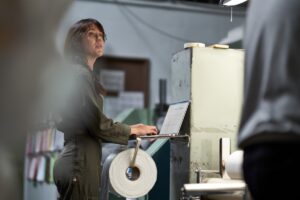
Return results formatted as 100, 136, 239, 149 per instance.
82, 24, 105, 59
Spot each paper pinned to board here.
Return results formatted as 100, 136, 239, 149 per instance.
103, 92, 144, 119
119, 91, 144, 109
99, 69, 125, 92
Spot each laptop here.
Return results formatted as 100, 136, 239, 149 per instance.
140, 101, 190, 139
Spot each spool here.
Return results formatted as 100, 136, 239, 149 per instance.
109, 148, 157, 198
184, 42, 205, 49
225, 150, 244, 180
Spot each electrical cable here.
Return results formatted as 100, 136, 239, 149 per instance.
121, 5, 190, 42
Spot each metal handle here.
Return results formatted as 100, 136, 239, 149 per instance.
130, 137, 141, 167
195, 168, 201, 183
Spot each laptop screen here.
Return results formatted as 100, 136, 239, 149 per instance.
159, 101, 190, 135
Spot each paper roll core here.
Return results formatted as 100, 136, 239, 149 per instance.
126, 166, 140, 181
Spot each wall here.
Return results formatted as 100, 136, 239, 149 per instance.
56, 0, 246, 108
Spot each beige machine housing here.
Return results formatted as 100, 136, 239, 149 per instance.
170, 46, 244, 199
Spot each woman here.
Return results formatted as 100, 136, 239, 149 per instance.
53, 18, 157, 200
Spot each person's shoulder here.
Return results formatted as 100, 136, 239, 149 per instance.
70, 64, 92, 82
72, 64, 89, 75
73, 66, 96, 92
61, 62, 93, 89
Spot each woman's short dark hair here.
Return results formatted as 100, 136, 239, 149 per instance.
64, 18, 106, 64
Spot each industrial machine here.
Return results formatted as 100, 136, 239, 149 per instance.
170, 44, 244, 199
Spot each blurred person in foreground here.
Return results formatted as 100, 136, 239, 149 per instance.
0, 1, 72, 199
53, 18, 157, 200
238, 0, 300, 199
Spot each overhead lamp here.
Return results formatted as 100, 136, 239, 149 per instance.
219, 0, 248, 22
220, 0, 248, 6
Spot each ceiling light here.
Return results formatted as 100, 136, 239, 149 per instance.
220, 0, 248, 6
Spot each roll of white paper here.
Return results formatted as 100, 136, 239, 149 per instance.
225, 150, 244, 180
109, 148, 157, 198
184, 42, 205, 49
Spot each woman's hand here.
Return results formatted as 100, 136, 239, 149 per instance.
130, 124, 158, 137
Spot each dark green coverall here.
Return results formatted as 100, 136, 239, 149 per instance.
53, 65, 130, 200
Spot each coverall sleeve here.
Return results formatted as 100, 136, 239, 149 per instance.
79, 73, 131, 145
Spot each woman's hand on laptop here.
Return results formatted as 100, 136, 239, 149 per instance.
130, 124, 158, 137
